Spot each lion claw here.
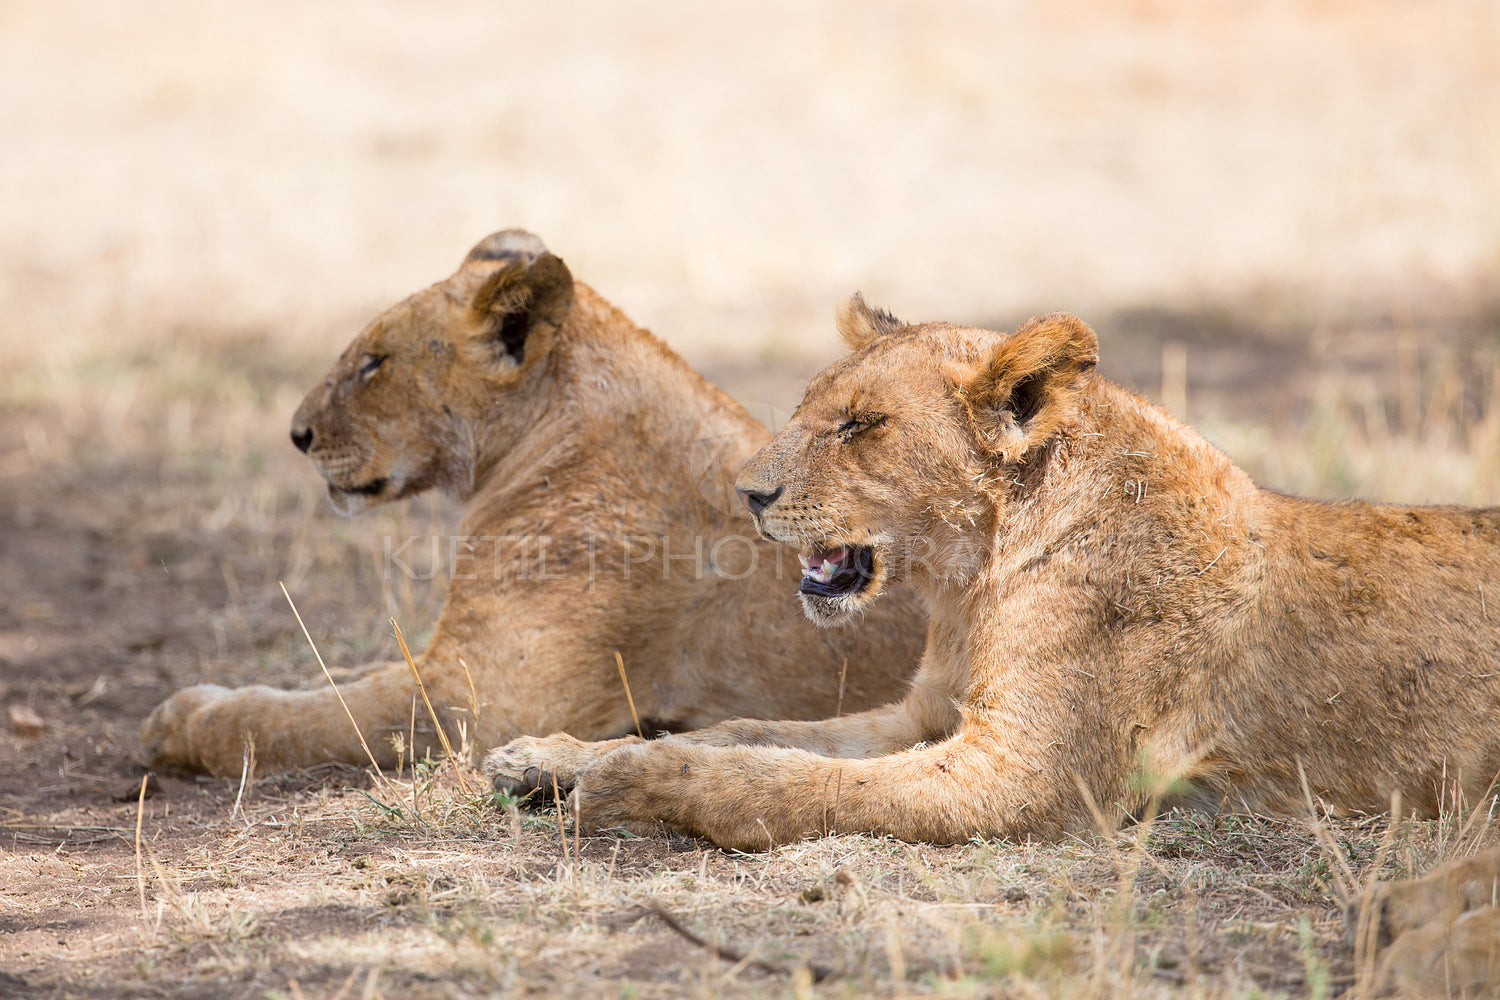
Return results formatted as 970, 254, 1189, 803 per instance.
482, 734, 589, 802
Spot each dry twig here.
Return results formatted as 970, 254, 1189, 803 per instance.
640, 903, 837, 983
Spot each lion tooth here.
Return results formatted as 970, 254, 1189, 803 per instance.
798, 554, 811, 571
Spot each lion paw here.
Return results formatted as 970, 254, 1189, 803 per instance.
483, 733, 635, 801
1347, 846, 1500, 996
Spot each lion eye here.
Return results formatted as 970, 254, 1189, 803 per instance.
358, 354, 387, 380
838, 414, 885, 438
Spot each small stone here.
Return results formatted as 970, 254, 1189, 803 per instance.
8, 703, 45, 737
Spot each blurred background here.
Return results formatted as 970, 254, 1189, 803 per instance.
5, 4, 1498, 336
3, 0, 1500, 732
5, 1, 1500, 462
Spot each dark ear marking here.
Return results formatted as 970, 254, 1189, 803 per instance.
468, 246, 575, 365
496, 309, 532, 363
1008, 371, 1044, 425
462, 229, 550, 267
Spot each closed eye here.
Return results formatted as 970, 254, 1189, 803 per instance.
838, 413, 886, 438
358, 354, 387, 380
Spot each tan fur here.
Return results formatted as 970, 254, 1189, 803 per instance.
1348, 847, 1500, 995
487, 304, 1500, 852
142, 236, 924, 776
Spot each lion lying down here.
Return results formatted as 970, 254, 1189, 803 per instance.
141, 234, 924, 775
488, 299, 1500, 842
487, 299, 1500, 981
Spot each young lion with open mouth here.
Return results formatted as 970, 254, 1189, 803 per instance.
142, 234, 925, 776
486, 298, 1500, 853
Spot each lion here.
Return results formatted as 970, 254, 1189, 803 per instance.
1347, 846, 1500, 995
485, 298, 1500, 857
141, 233, 925, 776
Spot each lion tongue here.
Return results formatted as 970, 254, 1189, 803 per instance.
803, 546, 850, 584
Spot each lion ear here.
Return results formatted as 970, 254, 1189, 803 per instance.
462, 228, 549, 267
836, 293, 905, 351
958, 312, 1098, 461
462, 231, 575, 365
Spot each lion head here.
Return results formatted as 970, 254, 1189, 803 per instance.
736, 296, 1098, 625
290, 230, 574, 514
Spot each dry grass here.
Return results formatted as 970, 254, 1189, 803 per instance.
4, 1, 1500, 997
6, 754, 1495, 999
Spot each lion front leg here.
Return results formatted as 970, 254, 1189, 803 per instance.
669, 695, 952, 758
483, 685, 954, 801
1346, 846, 1500, 996
568, 726, 1065, 850
142, 662, 450, 776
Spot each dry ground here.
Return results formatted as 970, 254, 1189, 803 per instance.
4, 303, 1499, 1000
5, 1, 1500, 997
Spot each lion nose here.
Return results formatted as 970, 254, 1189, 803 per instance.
737, 484, 784, 516
290, 426, 314, 454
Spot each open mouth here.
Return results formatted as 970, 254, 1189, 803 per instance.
330, 477, 388, 498
798, 545, 875, 598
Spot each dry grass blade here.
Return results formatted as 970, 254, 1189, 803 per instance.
614, 651, 643, 739
408, 695, 418, 787
280, 581, 384, 775
458, 656, 480, 728
134, 773, 150, 921
836, 657, 849, 717
1447, 772, 1500, 859
1072, 775, 1123, 850
391, 617, 475, 797
552, 770, 570, 865
1300, 760, 1359, 900
231, 735, 255, 824
1351, 790, 1404, 998
327, 968, 360, 1000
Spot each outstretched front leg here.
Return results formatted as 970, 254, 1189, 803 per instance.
483, 681, 958, 798
673, 676, 958, 756
142, 662, 457, 775
567, 715, 1086, 849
